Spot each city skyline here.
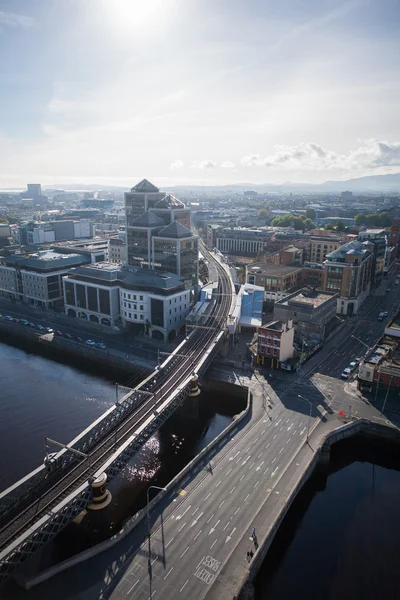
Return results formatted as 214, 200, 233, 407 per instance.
1, 0, 400, 188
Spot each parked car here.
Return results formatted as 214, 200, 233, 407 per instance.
341, 367, 352, 379
386, 288, 391, 293
5, 316, 14, 321
395, 280, 399, 285
45, 327, 54, 333
75, 336, 83, 343
349, 361, 358, 370
85, 339, 96, 346
95, 342, 106, 349
36, 325, 45, 331
28, 322, 36, 328
54, 330, 63, 336
382, 311, 388, 317
378, 312, 384, 321
20, 319, 29, 326
64, 333, 73, 339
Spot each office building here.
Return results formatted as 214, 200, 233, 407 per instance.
309, 236, 342, 263
323, 240, 374, 315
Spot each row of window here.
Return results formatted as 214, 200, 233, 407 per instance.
122, 292, 144, 301
123, 311, 144, 320
123, 302, 143, 310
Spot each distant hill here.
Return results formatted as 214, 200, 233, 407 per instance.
39, 172, 400, 194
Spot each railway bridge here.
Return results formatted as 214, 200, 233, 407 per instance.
0, 245, 235, 586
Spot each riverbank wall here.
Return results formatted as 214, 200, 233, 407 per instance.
0, 321, 155, 378
237, 417, 400, 600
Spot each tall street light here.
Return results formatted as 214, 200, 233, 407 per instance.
298, 394, 312, 444
147, 485, 167, 538
351, 335, 370, 357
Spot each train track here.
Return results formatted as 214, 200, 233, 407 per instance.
0, 249, 233, 559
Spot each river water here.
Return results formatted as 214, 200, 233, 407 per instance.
255, 436, 400, 600
0, 340, 244, 559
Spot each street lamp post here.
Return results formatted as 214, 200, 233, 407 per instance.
297, 394, 312, 444
146, 485, 167, 538
351, 335, 370, 357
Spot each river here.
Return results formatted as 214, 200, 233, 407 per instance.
255, 436, 400, 600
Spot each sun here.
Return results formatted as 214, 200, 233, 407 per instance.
107, 0, 166, 33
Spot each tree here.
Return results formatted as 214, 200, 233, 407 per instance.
336, 219, 345, 232
0, 218, 8, 224
326, 223, 334, 230
354, 213, 367, 225
306, 208, 316, 220
258, 208, 269, 219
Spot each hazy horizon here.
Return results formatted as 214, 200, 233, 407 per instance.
1, 0, 400, 188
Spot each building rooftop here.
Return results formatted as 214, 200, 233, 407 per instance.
4, 251, 88, 271
260, 320, 286, 332
130, 211, 165, 227
130, 179, 159, 193
278, 288, 337, 309
248, 263, 302, 277
155, 194, 185, 209
157, 220, 193, 238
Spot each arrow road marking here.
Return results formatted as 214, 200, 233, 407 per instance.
241, 455, 251, 466
209, 519, 220, 535
287, 423, 293, 431
176, 505, 191, 520
225, 527, 236, 543
229, 451, 240, 461
256, 461, 265, 471
190, 512, 204, 527
271, 467, 279, 476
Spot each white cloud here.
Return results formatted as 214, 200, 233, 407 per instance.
241, 140, 400, 172
220, 161, 235, 169
190, 160, 216, 170
169, 160, 184, 170
0, 10, 35, 28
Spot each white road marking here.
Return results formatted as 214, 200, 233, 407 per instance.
265, 443, 270, 449
286, 439, 290, 444
206, 514, 214, 524
209, 520, 220, 535
219, 500, 225, 508
244, 493, 250, 501
273, 434, 277, 440
192, 507, 199, 516
180, 546, 190, 558
274, 418, 282, 427
176, 505, 191, 520
190, 512, 203, 527
226, 468, 232, 476
234, 507, 240, 515
239, 474, 245, 482
210, 539, 218, 549
253, 436, 259, 444
229, 451, 240, 461
241, 456, 251, 466
287, 423, 293, 431
271, 467, 279, 476
180, 580, 189, 592
261, 429, 266, 434
178, 522, 187, 532
245, 446, 251, 452
194, 530, 202, 541
300, 427, 307, 435
286, 418, 290, 423
279, 448, 284, 454
249, 462, 255, 469
258, 452, 263, 459
263, 468, 269, 475
216, 480, 221, 488
127, 579, 140, 594
254, 481, 259, 489
165, 537, 174, 548
279, 426, 283, 431
256, 461, 265, 471
272, 457, 276, 464
225, 527, 236, 543
230, 486, 236, 494
204, 493, 211, 501
164, 567, 174, 580
223, 522, 230, 531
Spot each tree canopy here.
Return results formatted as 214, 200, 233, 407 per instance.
271, 214, 313, 231
354, 212, 392, 228
306, 208, 316, 220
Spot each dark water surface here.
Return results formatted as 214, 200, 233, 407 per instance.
255, 436, 400, 600
0, 340, 243, 552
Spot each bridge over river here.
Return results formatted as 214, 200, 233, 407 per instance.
0, 245, 235, 587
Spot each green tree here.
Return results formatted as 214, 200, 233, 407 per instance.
0, 217, 8, 224
336, 219, 345, 232
258, 208, 270, 219
325, 223, 334, 230
354, 213, 367, 225
306, 208, 316, 220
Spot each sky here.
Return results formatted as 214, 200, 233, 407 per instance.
0, 0, 400, 189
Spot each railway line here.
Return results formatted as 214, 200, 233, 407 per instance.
0, 247, 233, 583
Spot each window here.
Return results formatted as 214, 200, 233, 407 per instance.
140, 314, 144, 320
140, 305, 144, 311
123, 301, 126, 307
128, 294, 131, 300
140, 295, 143, 301
134, 295, 137, 300
134, 304, 137, 310
134, 314, 137, 319
129, 312, 131, 318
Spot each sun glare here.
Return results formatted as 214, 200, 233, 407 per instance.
108, 0, 166, 33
